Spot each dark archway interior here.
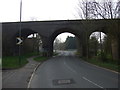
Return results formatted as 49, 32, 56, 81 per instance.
15, 28, 37, 39
13, 28, 42, 56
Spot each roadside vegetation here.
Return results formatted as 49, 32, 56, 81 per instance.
76, 36, 120, 72
2, 52, 38, 69
86, 34, 119, 72
34, 56, 49, 62
76, 0, 120, 72
77, 33, 120, 72
2, 56, 28, 69
84, 57, 119, 72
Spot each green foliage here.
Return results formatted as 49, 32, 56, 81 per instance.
86, 58, 119, 72
97, 51, 116, 63
2, 52, 39, 69
106, 54, 113, 61
97, 52, 107, 62
89, 36, 99, 57
34, 56, 49, 62
64, 36, 77, 50
102, 35, 112, 56
54, 36, 77, 50
24, 52, 39, 58
89, 32, 116, 62
2, 56, 28, 69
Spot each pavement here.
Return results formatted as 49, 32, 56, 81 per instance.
29, 51, 119, 89
2, 56, 40, 88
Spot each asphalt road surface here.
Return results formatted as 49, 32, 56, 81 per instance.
29, 51, 119, 88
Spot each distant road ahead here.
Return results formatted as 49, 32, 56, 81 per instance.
29, 51, 119, 88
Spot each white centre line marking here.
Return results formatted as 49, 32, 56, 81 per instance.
64, 61, 76, 73
82, 77, 104, 89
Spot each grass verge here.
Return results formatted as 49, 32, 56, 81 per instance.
85, 58, 119, 72
2, 52, 39, 69
2, 56, 28, 69
34, 56, 49, 62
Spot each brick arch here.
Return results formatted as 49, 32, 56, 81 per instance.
46, 27, 86, 57
12, 28, 43, 56
87, 26, 108, 39
50, 28, 82, 43
2, 19, 120, 59
14, 28, 37, 39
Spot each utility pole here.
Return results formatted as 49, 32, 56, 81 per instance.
86, 0, 89, 59
99, 31, 103, 61
19, 0, 22, 66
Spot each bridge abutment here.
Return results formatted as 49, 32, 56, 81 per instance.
42, 37, 53, 57
111, 37, 120, 61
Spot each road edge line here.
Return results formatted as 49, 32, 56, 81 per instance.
27, 62, 41, 88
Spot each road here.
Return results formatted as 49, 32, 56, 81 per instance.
29, 51, 119, 88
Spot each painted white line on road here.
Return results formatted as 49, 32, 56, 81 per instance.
27, 63, 41, 88
27, 71, 34, 88
82, 77, 104, 89
64, 61, 77, 73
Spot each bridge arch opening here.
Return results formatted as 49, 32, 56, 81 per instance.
88, 31, 113, 62
51, 28, 82, 57
53, 32, 78, 56
23, 33, 42, 55
14, 28, 43, 56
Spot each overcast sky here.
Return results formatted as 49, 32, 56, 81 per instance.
0, 0, 80, 41
0, 0, 117, 41
0, 0, 80, 22
0, 0, 118, 22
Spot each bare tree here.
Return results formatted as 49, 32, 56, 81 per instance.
77, 0, 120, 19
77, 0, 120, 60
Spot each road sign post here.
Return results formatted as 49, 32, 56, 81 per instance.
16, 37, 23, 66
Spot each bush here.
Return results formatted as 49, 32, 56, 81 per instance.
106, 54, 113, 61
97, 52, 108, 62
